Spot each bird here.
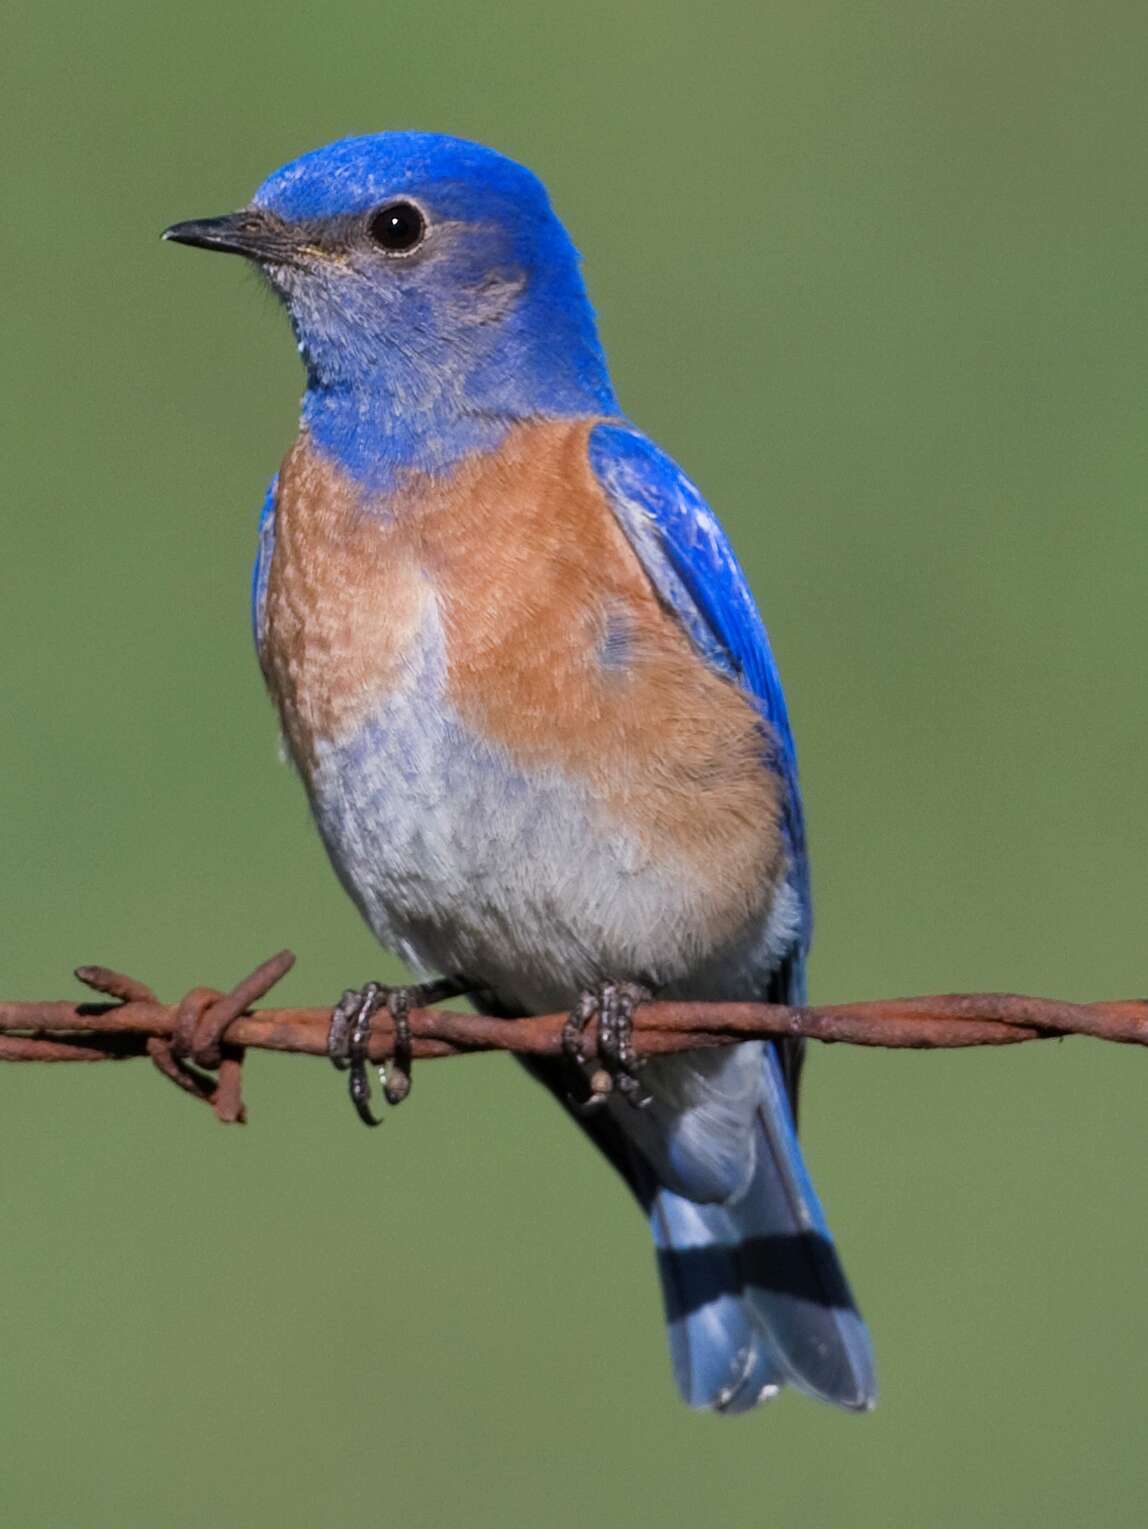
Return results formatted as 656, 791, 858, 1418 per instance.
164, 131, 875, 1414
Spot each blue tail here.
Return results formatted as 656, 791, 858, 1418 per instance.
651, 1188, 785, 1412
513, 994, 874, 1413
650, 1044, 876, 1412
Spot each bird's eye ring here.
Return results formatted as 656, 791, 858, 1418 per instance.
367, 201, 427, 254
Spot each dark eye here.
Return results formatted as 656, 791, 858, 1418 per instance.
367, 201, 426, 253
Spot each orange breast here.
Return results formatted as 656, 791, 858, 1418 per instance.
261, 420, 783, 918
260, 443, 431, 766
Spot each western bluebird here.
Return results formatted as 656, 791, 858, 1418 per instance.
165, 132, 875, 1413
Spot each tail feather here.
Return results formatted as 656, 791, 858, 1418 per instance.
512, 982, 875, 1414
735, 1045, 875, 1409
651, 1186, 784, 1412
649, 1044, 875, 1413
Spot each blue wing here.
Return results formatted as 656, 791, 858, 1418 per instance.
588, 422, 809, 945
251, 475, 278, 650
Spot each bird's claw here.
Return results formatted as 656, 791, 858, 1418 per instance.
563, 980, 653, 1113
327, 976, 467, 1127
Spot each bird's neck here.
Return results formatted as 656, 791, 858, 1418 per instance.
298, 303, 620, 492
300, 381, 508, 489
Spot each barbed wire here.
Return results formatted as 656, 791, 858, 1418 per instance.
1, 952, 1143, 1124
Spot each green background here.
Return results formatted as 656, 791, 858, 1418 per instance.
5, 2, 1148, 1525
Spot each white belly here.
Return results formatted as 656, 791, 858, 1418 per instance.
303, 658, 797, 1015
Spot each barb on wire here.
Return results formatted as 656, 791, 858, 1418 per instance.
0, 952, 1144, 1125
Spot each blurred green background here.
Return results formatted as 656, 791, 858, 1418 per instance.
4, 1, 1148, 1525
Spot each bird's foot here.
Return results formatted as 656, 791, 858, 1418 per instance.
563, 980, 654, 1114
327, 976, 467, 1127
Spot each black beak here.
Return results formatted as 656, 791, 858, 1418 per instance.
162, 209, 297, 263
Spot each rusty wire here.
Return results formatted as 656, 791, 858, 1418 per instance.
0, 951, 1144, 1124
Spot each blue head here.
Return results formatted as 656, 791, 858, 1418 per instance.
165, 133, 620, 487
